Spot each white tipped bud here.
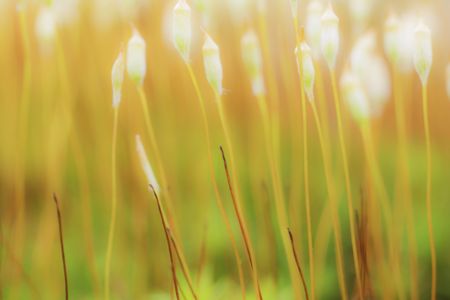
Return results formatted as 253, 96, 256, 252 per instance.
320, 5, 340, 69
340, 70, 371, 122
173, 0, 191, 62
111, 50, 125, 108
384, 14, 400, 64
413, 21, 432, 85
447, 63, 450, 99
126, 29, 146, 86
241, 31, 265, 96
35, 6, 56, 52
136, 134, 160, 194
296, 42, 315, 101
202, 34, 223, 96
306, 1, 323, 57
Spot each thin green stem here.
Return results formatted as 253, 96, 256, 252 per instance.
393, 69, 418, 300
149, 186, 180, 300
422, 84, 436, 300
329, 71, 350, 300
137, 86, 197, 298
298, 52, 315, 299
186, 64, 246, 300
257, 96, 302, 298
14, 3, 32, 258
104, 107, 119, 300
360, 121, 404, 299
310, 102, 348, 300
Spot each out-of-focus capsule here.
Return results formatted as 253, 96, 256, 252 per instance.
111, 50, 125, 108
413, 21, 432, 85
202, 34, 223, 96
340, 69, 370, 122
136, 134, 160, 194
173, 0, 191, 62
241, 31, 265, 96
384, 14, 400, 65
321, 5, 340, 69
296, 42, 315, 102
35, 6, 56, 53
126, 29, 146, 86
306, 1, 323, 57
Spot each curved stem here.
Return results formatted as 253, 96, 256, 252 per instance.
137, 87, 196, 298
149, 186, 180, 300
422, 84, 436, 300
186, 64, 246, 300
310, 102, 349, 300
299, 64, 315, 300
288, 228, 309, 300
392, 69, 418, 300
360, 121, 404, 299
329, 71, 350, 300
104, 107, 119, 300
257, 96, 302, 298
15, 3, 32, 257
53, 194, 69, 300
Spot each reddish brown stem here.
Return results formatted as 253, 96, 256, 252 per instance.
287, 228, 309, 300
53, 193, 69, 300
219, 146, 263, 300
149, 186, 180, 300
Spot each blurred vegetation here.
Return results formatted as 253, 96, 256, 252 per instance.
0, 0, 449, 299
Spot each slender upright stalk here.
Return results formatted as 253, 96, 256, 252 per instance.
288, 228, 309, 300
14, 3, 32, 257
360, 121, 404, 299
328, 71, 350, 300
220, 146, 263, 299
392, 69, 418, 300
137, 87, 196, 296
55, 31, 99, 293
309, 102, 348, 300
421, 85, 436, 300
186, 64, 246, 300
169, 233, 198, 300
216, 94, 242, 207
149, 186, 180, 300
298, 54, 315, 300
257, 96, 302, 298
104, 108, 119, 300
136, 87, 171, 212
53, 194, 69, 300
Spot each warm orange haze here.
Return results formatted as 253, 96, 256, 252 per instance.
0, 0, 449, 299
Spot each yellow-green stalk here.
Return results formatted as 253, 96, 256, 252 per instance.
295, 40, 315, 300
413, 21, 436, 300
173, 3, 247, 298
104, 49, 124, 300
320, 6, 348, 299
202, 32, 260, 299
340, 69, 401, 298
384, 14, 419, 300
14, 2, 32, 264
242, 30, 302, 299
128, 26, 196, 297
